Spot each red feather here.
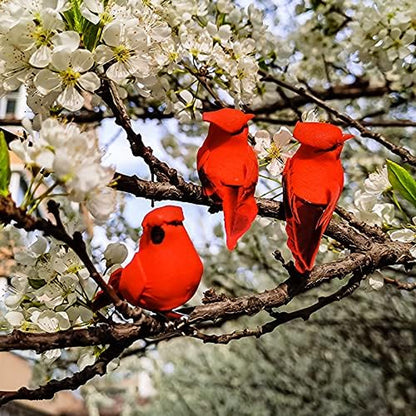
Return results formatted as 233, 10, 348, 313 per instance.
283, 122, 353, 273
198, 108, 258, 250
92, 206, 203, 313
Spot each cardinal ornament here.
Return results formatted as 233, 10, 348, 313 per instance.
198, 108, 258, 250
93, 206, 203, 313
283, 122, 353, 274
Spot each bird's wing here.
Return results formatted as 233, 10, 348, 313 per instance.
196, 142, 209, 170
118, 253, 146, 306
199, 143, 258, 249
285, 194, 326, 273
283, 158, 301, 223
283, 159, 327, 273
317, 185, 341, 229
222, 148, 258, 250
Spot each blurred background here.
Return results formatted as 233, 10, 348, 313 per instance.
1, 0, 416, 415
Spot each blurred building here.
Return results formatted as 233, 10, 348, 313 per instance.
0, 352, 87, 416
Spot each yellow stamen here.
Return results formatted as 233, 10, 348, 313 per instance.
60, 68, 81, 87
113, 45, 130, 63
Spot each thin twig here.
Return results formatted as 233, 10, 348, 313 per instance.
98, 79, 188, 189
262, 75, 416, 166
190, 273, 363, 344
383, 276, 416, 291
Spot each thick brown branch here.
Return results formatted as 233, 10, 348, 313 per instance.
0, 324, 146, 353
114, 173, 373, 251
0, 233, 410, 353
187, 242, 411, 324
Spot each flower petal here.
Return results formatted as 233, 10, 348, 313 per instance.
273, 127, 292, 148
78, 72, 100, 92
80, 3, 100, 24
106, 61, 130, 83
94, 45, 114, 65
71, 49, 94, 72
368, 271, 384, 290
390, 228, 415, 243
102, 21, 122, 47
29, 45, 52, 68
52, 31, 80, 53
51, 49, 71, 71
57, 86, 84, 111
84, 0, 103, 14
267, 159, 283, 176
34, 69, 61, 94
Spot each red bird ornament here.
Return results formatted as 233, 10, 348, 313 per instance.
283, 122, 353, 274
197, 108, 259, 250
93, 206, 203, 313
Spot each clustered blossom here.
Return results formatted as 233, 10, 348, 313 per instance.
34, 33, 101, 111
0, 0, 273, 120
10, 118, 116, 220
352, 166, 395, 226
347, 2, 416, 90
286, 0, 416, 95
3, 237, 94, 336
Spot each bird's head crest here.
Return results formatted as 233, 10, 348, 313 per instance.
142, 206, 184, 228
203, 108, 254, 134
293, 122, 353, 150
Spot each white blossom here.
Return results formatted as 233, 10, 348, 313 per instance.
368, 271, 385, 291
10, 118, 115, 205
363, 166, 391, 196
95, 20, 152, 83
254, 127, 293, 176
104, 243, 128, 268
34, 38, 100, 111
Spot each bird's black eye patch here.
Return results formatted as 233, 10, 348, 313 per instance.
168, 220, 183, 226
326, 144, 339, 151
151, 226, 165, 244
232, 124, 248, 136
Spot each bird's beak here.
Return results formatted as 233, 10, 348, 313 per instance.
244, 113, 255, 122
202, 111, 213, 123
342, 133, 354, 142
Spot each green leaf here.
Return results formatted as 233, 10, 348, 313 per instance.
0, 131, 11, 197
386, 159, 416, 207
28, 278, 47, 289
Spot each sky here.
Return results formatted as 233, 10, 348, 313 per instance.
97, 117, 223, 254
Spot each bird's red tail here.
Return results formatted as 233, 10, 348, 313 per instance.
91, 268, 123, 311
222, 187, 258, 250
285, 196, 326, 274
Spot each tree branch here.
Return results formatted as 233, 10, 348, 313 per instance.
383, 276, 416, 291
254, 116, 416, 128
113, 173, 376, 251
98, 80, 187, 189
262, 75, 416, 166
0, 196, 131, 316
190, 272, 362, 344
252, 81, 390, 115
0, 340, 134, 406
